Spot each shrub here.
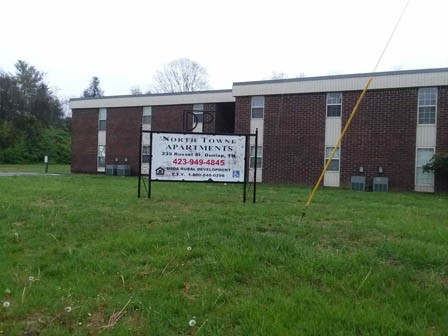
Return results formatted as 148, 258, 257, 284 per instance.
423, 152, 448, 174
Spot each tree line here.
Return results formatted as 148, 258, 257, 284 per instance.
0, 60, 70, 164
0, 58, 211, 165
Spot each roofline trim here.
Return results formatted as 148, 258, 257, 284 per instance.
232, 68, 448, 87
69, 90, 235, 109
232, 68, 448, 97
70, 89, 233, 102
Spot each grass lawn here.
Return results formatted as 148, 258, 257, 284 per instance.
0, 164, 71, 174
0, 173, 447, 335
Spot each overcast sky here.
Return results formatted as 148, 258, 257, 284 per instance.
1, 0, 447, 101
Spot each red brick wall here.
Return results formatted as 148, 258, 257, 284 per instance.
341, 88, 418, 191
235, 87, 448, 191
150, 103, 231, 134
263, 93, 326, 184
71, 85, 447, 190
71, 108, 98, 173
106, 107, 142, 175
152, 104, 192, 132
235, 97, 251, 133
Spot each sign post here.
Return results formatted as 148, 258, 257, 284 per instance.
44, 155, 48, 173
138, 131, 257, 202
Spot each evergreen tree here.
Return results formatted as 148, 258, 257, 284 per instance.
0, 60, 69, 163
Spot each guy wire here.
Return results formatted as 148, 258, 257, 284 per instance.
300, 0, 412, 223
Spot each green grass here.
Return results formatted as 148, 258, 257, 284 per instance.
0, 164, 70, 174
0, 173, 447, 335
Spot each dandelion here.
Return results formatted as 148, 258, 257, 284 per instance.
189, 319, 196, 327
187, 246, 192, 252
3, 301, 10, 308
64, 306, 72, 313
28, 276, 35, 282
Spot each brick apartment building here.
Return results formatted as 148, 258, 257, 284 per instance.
69, 68, 448, 192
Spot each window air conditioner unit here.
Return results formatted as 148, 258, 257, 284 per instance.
117, 164, 131, 176
106, 164, 117, 176
373, 177, 388, 192
351, 176, 366, 191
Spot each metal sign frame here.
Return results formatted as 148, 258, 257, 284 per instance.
138, 129, 258, 203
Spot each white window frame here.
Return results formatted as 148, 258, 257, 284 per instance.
192, 104, 204, 133
325, 146, 340, 172
415, 147, 435, 186
193, 104, 204, 123
418, 87, 437, 125
251, 96, 265, 119
250, 145, 263, 169
193, 111, 204, 123
142, 106, 152, 125
326, 92, 342, 117
142, 145, 150, 163
98, 145, 106, 168
98, 108, 107, 131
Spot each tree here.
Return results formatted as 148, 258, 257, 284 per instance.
0, 61, 64, 127
152, 58, 210, 93
130, 86, 143, 95
0, 71, 23, 121
424, 152, 448, 191
0, 61, 68, 164
269, 71, 288, 80
82, 76, 104, 98
32, 83, 64, 126
423, 153, 448, 175
14, 60, 44, 109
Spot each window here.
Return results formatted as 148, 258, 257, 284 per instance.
191, 104, 204, 133
418, 88, 437, 125
98, 145, 106, 168
325, 146, 340, 172
193, 104, 204, 123
250, 146, 263, 168
193, 111, 204, 123
142, 106, 152, 125
142, 145, 150, 163
416, 148, 435, 185
326, 92, 342, 117
251, 96, 264, 118
98, 108, 107, 131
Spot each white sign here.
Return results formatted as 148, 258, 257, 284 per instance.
151, 133, 246, 182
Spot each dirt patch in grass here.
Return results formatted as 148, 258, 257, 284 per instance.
31, 199, 55, 208
254, 225, 290, 236
437, 274, 448, 287
21, 311, 50, 335
86, 307, 107, 333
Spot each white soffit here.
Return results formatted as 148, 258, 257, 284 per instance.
70, 90, 235, 109
232, 69, 448, 96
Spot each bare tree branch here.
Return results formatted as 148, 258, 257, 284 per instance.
152, 58, 210, 93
